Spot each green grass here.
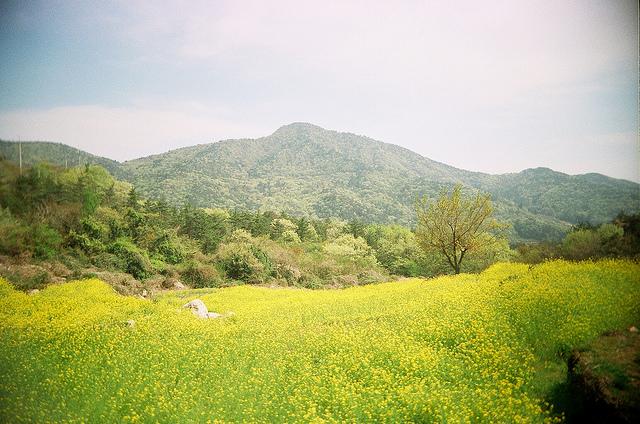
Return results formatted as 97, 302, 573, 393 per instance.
0, 259, 638, 422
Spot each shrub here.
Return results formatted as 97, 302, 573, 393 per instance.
91, 252, 126, 271
280, 229, 301, 244
228, 229, 253, 244
270, 218, 298, 240
180, 260, 223, 288
79, 216, 109, 241
216, 242, 266, 284
323, 234, 377, 268
108, 238, 152, 280
68, 229, 106, 254
151, 232, 186, 264
1, 269, 49, 291
94, 207, 126, 240
0, 209, 30, 256
31, 224, 63, 259
516, 242, 561, 264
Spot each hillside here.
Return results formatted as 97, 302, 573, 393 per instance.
0, 140, 124, 178
2, 123, 638, 241
121, 123, 638, 240
122, 123, 474, 222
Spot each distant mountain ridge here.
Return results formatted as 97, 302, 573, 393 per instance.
0, 140, 124, 178
2, 123, 638, 241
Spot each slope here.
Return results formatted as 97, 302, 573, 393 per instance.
0, 140, 124, 178
2, 124, 638, 241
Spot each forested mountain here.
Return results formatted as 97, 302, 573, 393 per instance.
2, 123, 638, 241
0, 140, 123, 178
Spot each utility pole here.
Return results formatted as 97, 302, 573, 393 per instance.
18, 138, 22, 176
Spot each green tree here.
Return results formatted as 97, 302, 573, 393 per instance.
415, 184, 503, 274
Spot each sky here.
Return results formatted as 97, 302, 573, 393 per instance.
0, 0, 638, 181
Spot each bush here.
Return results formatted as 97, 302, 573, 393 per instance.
280, 230, 301, 244
91, 252, 126, 271
31, 224, 63, 259
216, 242, 267, 284
151, 232, 186, 264
516, 242, 561, 264
79, 216, 109, 241
108, 238, 152, 280
0, 209, 30, 256
1, 269, 49, 291
323, 234, 378, 268
180, 260, 223, 288
68, 229, 106, 254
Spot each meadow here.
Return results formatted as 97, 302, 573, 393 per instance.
1, 259, 638, 422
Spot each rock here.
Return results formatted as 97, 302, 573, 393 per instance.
141, 289, 148, 297
173, 281, 186, 290
126, 319, 136, 328
28, 289, 39, 295
183, 299, 222, 319
629, 326, 638, 333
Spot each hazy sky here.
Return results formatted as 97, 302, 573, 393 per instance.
0, 0, 638, 181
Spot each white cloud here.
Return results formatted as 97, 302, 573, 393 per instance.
118, 0, 637, 106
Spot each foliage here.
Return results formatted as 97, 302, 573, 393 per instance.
365, 224, 429, 276
151, 232, 187, 265
0, 260, 638, 421
517, 214, 638, 264
0, 160, 522, 290
416, 184, 506, 274
323, 234, 377, 266
178, 204, 227, 254
8, 123, 639, 242
108, 238, 152, 280
179, 260, 223, 288
215, 241, 268, 284
0, 208, 30, 256
30, 224, 63, 259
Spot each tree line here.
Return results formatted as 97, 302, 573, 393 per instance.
0, 161, 637, 292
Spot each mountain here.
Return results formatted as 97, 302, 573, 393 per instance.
2, 123, 638, 241
0, 140, 123, 178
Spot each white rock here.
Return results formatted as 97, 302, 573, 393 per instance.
182, 299, 216, 319
207, 312, 222, 319
629, 326, 638, 333
173, 281, 186, 290
28, 289, 40, 295
141, 289, 148, 297
126, 319, 136, 328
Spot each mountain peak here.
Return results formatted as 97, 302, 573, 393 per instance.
272, 122, 326, 136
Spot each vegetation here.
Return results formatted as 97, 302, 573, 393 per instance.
567, 329, 640, 422
1, 127, 639, 421
0, 160, 457, 292
416, 184, 505, 274
4, 123, 639, 242
0, 260, 638, 421
516, 213, 640, 265
0, 140, 123, 178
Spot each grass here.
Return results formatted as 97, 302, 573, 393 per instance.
0, 259, 638, 422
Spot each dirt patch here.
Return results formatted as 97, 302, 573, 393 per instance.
568, 328, 640, 423
0, 255, 69, 290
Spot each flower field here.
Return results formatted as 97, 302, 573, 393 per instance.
1, 260, 638, 422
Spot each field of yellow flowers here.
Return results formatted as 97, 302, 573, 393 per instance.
1, 260, 638, 422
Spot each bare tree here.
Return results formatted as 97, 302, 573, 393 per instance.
415, 184, 502, 274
